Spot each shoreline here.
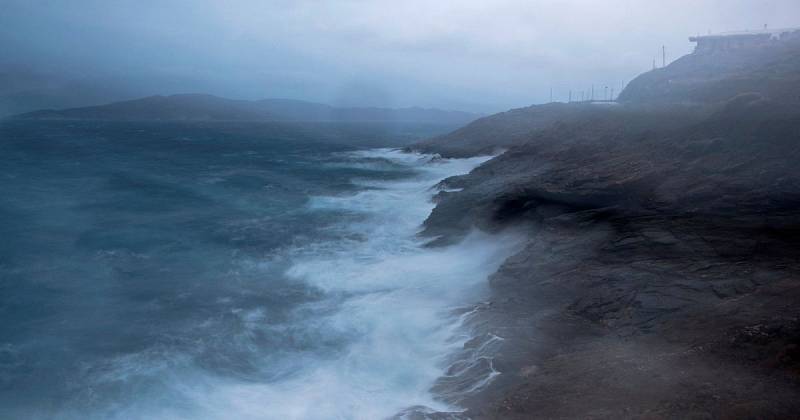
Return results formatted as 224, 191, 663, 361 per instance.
412, 37, 800, 413
421, 204, 800, 418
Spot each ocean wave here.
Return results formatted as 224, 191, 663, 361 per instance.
38, 148, 520, 420
201, 148, 522, 419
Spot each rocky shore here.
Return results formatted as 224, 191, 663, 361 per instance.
415, 33, 800, 418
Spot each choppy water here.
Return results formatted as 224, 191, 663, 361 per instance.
0, 121, 520, 419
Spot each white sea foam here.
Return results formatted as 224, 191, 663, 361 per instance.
208, 149, 519, 419
89, 149, 522, 420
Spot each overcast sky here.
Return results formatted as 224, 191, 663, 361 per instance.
1, 0, 799, 112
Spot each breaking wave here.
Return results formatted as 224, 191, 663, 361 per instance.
4, 142, 522, 420
183, 149, 523, 419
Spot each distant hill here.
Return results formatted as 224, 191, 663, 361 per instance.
0, 67, 137, 118
618, 30, 800, 105
413, 30, 800, 158
8, 94, 481, 125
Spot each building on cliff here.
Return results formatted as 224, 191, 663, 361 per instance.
690, 28, 800, 54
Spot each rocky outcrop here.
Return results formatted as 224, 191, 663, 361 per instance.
465, 216, 800, 418
417, 38, 800, 418
619, 32, 800, 106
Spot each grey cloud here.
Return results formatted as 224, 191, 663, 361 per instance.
1, 0, 799, 113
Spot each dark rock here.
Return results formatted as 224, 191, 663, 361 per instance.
416, 35, 800, 418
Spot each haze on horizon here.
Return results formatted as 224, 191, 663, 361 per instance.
1, 0, 799, 114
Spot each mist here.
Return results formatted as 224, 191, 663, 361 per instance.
4, 2, 800, 418
1, 0, 799, 113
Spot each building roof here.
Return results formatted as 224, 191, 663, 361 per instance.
690, 27, 800, 42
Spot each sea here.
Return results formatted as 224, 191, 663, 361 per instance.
0, 120, 520, 419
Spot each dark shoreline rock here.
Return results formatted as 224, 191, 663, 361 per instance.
416, 37, 800, 418
454, 215, 800, 419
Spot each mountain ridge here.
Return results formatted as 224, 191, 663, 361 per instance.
8, 93, 482, 124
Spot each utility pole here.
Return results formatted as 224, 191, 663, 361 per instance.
610, 87, 615, 101
662, 45, 666, 67
550, 87, 553, 103
653, 57, 656, 70
569, 90, 572, 103
591, 85, 594, 101
604, 86, 608, 101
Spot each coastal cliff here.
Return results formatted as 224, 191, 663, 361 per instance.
417, 32, 800, 418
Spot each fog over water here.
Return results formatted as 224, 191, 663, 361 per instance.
2, 1, 799, 113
